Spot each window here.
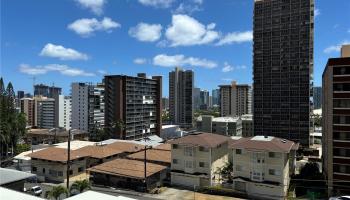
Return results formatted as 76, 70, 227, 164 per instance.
172, 159, 178, 164
78, 167, 84, 172
236, 165, 242, 171
184, 147, 193, 156
199, 162, 208, 168
69, 170, 73, 175
236, 149, 242, 155
269, 152, 275, 158
58, 171, 63, 176
172, 144, 178, 149
199, 146, 209, 152
269, 169, 281, 176
185, 161, 193, 168
42, 168, 45, 173
32, 167, 37, 172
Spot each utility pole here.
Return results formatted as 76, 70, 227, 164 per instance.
66, 129, 71, 189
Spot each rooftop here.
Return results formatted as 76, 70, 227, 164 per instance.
0, 168, 36, 185
66, 191, 136, 200
212, 117, 240, 123
0, 187, 43, 200
127, 148, 171, 164
87, 158, 167, 179
168, 132, 230, 148
28, 147, 88, 162
229, 136, 298, 153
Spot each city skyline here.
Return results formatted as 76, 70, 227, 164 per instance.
2, 0, 350, 96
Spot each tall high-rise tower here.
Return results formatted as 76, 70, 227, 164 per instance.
253, 0, 314, 146
169, 67, 194, 128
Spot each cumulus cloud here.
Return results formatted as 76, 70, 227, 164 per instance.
216, 31, 253, 46
138, 0, 174, 8
129, 23, 162, 42
324, 40, 350, 54
173, 3, 202, 15
134, 58, 147, 64
153, 54, 217, 68
19, 64, 95, 76
74, 0, 106, 15
39, 43, 88, 60
165, 14, 219, 46
68, 17, 120, 37
97, 70, 107, 75
222, 62, 247, 72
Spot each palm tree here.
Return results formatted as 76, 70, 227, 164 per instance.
46, 185, 68, 200
70, 179, 91, 194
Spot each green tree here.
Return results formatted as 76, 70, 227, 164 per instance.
70, 179, 91, 194
46, 185, 68, 200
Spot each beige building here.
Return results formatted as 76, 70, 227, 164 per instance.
196, 116, 242, 136
341, 44, 350, 57
241, 114, 253, 137
169, 133, 230, 188
20, 98, 36, 127
219, 81, 251, 117
322, 47, 350, 195
230, 136, 298, 200
28, 141, 144, 183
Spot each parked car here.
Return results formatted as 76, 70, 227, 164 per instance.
31, 186, 42, 196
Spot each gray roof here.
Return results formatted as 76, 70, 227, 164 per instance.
0, 187, 43, 200
0, 168, 36, 185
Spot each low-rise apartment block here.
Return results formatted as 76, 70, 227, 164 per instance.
196, 116, 242, 136
169, 133, 230, 188
230, 136, 298, 200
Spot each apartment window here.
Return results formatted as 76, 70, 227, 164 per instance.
172, 159, 178, 164
269, 152, 276, 158
58, 171, 63, 176
236, 149, 242, 155
69, 170, 73, 175
172, 144, 179, 149
185, 161, 193, 168
42, 168, 45, 174
184, 147, 193, 156
199, 162, 208, 168
78, 167, 84, 172
32, 167, 37, 172
236, 165, 242, 171
269, 169, 281, 176
199, 146, 209, 152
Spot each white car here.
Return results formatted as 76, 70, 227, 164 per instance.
31, 186, 42, 196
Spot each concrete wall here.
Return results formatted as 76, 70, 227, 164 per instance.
31, 158, 88, 183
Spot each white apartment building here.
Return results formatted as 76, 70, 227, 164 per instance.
71, 83, 91, 132
230, 136, 298, 200
196, 116, 242, 136
35, 97, 55, 129
58, 95, 71, 130
169, 133, 230, 188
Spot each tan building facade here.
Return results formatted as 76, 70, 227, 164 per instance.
230, 136, 297, 200
169, 133, 230, 188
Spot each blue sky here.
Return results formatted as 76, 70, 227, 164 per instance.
1, 0, 350, 96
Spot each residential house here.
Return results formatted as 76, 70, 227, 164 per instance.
169, 133, 230, 188
230, 136, 298, 200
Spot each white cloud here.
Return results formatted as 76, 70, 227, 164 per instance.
153, 54, 217, 68
216, 31, 253, 46
138, 0, 174, 8
39, 43, 88, 60
314, 8, 320, 17
19, 64, 95, 76
97, 70, 107, 75
134, 58, 147, 64
74, 0, 106, 15
68, 17, 120, 37
222, 62, 247, 72
324, 40, 350, 54
165, 14, 219, 46
129, 23, 162, 42
173, 3, 202, 15
221, 78, 232, 82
